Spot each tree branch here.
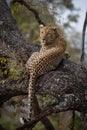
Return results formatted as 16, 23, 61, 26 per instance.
13, 0, 45, 25
69, 110, 75, 130
16, 102, 73, 130
16, 92, 83, 130
33, 96, 55, 130
16, 105, 56, 130
0, 59, 87, 111
80, 11, 87, 65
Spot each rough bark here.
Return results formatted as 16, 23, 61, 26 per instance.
0, 0, 39, 63
0, 0, 87, 120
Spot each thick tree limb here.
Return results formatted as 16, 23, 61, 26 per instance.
0, 59, 87, 111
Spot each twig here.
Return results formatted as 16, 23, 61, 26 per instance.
13, 0, 45, 25
70, 110, 75, 130
80, 11, 87, 65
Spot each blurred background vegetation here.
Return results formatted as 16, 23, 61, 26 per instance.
0, 0, 87, 130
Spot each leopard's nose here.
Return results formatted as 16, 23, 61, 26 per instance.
42, 38, 45, 41
41, 39, 46, 45
43, 38, 46, 42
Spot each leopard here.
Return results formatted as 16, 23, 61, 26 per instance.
20, 24, 67, 124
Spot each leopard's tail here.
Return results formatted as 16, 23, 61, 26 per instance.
28, 74, 36, 121
20, 74, 36, 124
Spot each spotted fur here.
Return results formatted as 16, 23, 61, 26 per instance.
24, 25, 67, 122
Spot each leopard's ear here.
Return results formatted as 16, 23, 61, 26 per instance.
40, 24, 44, 28
52, 27, 57, 31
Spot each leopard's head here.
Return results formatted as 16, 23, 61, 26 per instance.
40, 25, 58, 45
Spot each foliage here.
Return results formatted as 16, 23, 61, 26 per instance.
0, 57, 9, 79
